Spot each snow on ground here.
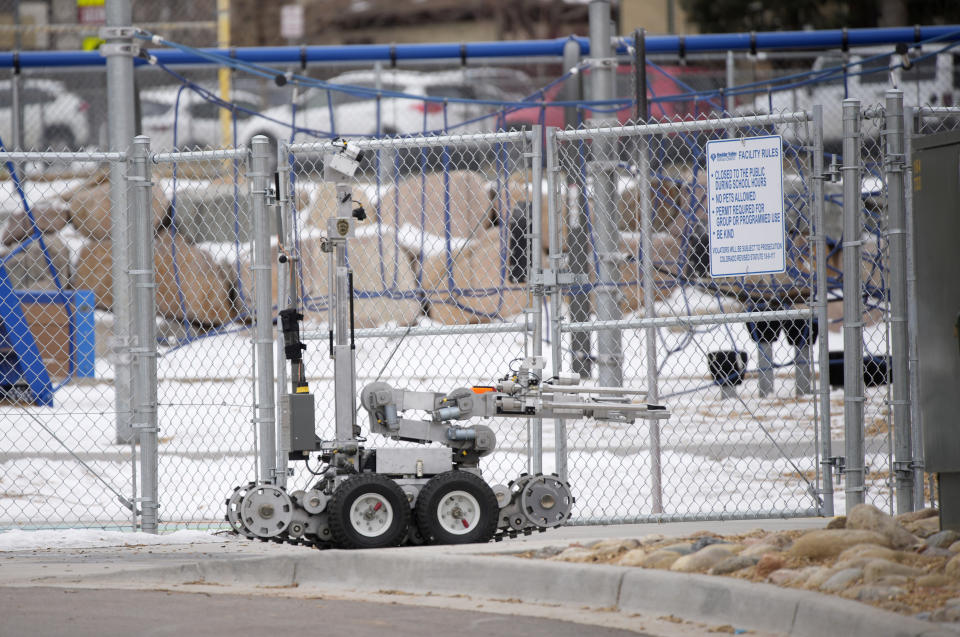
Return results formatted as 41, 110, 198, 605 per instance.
0, 311, 895, 528
0, 216, 896, 528
0, 528, 222, 551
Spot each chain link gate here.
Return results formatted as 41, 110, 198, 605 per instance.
146, 145, 260, 528
832, 96, 959, 516
546, 110, 828, 523
272, 130, 542, 499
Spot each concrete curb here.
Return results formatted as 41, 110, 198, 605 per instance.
73, 548, 954, 637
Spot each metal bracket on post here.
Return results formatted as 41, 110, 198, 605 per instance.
583, 57, 617, 70
98, 27, 140, 58
99, 42, 141, 57
99, 26, 138, 38
532, 269, 585, 290
824, 455, 846, 477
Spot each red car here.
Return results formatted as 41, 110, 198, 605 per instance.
503, 65, 727, 128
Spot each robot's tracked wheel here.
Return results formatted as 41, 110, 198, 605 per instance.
240, 484, 294, 538
225, 482, 256, 538
415, 470, 499, 545
328, 473, 411, 549
518, 474, 573, 528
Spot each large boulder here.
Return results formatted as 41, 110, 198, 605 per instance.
0, 235, 71, 291
670, 545, 734, 573
303, 182, 373, 230
617, 172, 703, 234
237, 232, 421, 328
381, 170, 492, 239
69, 180, 169, 241
422, 227, 529, 325
486, 172, 554, 251
617, 232, 679, 310
788, 529, 891, 560
71, 231, 235, 326
1, 201, 70, 246
846, 503, 919, 549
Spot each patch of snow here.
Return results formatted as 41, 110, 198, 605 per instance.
0, 528, 223, 551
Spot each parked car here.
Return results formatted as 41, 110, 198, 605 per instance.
237, 67, 533, 150
139, 87, 263, 150
503, 64, 726, 129
0, 78, 90, 150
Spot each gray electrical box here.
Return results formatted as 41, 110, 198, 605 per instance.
286, 392, 318, 457
912, 129, 960, 528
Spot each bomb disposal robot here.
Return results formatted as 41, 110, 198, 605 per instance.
226, 140, 670, 549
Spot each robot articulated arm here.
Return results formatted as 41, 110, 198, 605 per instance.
359, 357, 669, 468
359, 382, 498, 464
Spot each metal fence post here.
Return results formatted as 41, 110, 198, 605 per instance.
842, 98, 865, 511
130, 135, 158, 533
104, 0, 136, 444
251, 136, 277, 484
638, 131, 662, 514
588, 0, 623, 388
529, 126, 544, 475
884, 90, 913, 513
725, 51, 735, 114
812, 105, 834, 516
274, 143, 290, 489
561, 38, 592, 379
546, 127, 567, 482
11, 65, 22, 150
903, 106, 925, 508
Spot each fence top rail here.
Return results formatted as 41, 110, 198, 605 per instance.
286, 129, 531, 153
916, 106, 960, 118
2, 25, 959, 69
302, 322, 529, 341
0, 150, 125, 162
555, 111, 812, 140
561, 309, 813, 333
152, 148, 249, 164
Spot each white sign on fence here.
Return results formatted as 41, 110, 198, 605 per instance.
705, 135, 785, 277
280, 4, 305, 41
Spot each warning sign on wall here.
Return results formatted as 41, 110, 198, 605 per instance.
705, 135, 786, 278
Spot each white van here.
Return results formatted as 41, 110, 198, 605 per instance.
742, 49, 959, 145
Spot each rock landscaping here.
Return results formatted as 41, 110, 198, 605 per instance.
529, 505, 960, 625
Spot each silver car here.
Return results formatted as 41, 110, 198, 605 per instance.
237, 68, 532, 149
139, 86, 263, 150
0, 78, 90, 150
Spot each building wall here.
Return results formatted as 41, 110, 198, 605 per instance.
619, 0, 696, 36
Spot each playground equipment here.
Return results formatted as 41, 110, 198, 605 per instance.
225, 140, 670, 548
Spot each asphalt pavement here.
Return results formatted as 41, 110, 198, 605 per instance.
0, 587, 652, 637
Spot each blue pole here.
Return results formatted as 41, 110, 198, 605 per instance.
1, 26, 958, 68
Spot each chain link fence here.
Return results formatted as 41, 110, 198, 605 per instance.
3, 31, 956, 530
0, 150, 135, 528
550, 110, 825, 522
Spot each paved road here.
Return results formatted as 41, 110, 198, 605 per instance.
0, 587, 652, 637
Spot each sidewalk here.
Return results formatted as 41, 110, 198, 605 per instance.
0, 519, 952, 637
